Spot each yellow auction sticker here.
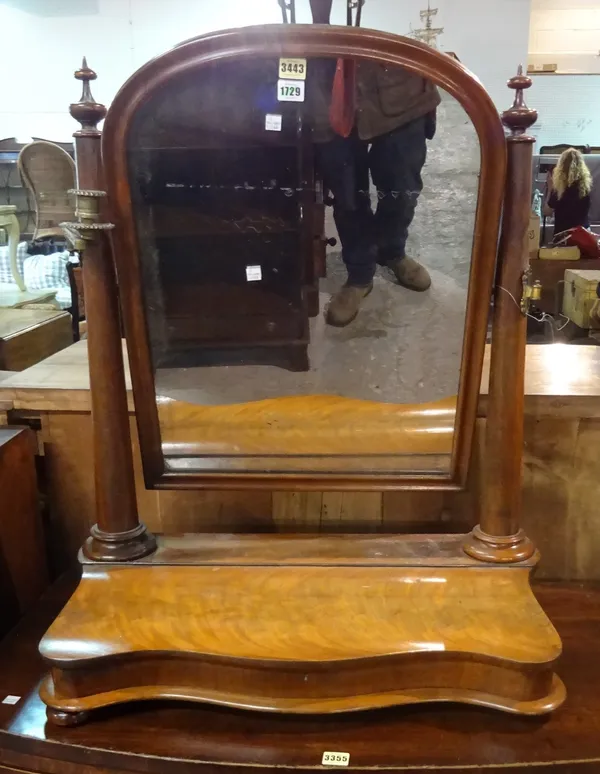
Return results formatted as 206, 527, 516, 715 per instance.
278, 57, 307, 80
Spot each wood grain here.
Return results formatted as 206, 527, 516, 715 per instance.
157, 394, 456, 457
0, 427, 48, 638
39, 550, 563, 719
4, 407, 600, 580
6, 340, 600, 416
0, 578, 598, 772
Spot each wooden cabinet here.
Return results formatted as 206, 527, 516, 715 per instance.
0, 427, 48, 640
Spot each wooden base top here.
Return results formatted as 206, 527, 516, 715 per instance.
0, 577, 597, 773
40, 562, 559, 666
38, 537, 562, 719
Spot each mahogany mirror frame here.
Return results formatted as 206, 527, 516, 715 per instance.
101, 24, 507, 491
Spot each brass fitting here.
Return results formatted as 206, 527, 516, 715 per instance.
520, 267, 542, 315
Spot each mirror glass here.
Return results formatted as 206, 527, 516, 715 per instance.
127, 56, 480, 476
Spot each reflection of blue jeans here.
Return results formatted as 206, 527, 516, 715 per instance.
316, 116, 427, 286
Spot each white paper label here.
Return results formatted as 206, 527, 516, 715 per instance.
246, 265, 262, 282
278, 57, 307, 80
321, 752, 350, 767
265, 113, 282, 131
2, 695, 20, 705
277, 79, 305, 103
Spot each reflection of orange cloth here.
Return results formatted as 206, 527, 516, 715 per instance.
329, 59, 356, 137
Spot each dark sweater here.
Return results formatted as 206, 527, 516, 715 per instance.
549, 183, 591, 237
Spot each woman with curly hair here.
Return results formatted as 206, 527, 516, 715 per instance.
545, 147, 592, 237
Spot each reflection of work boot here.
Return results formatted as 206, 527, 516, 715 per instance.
389, 256, 431, 291
326, 283, 373, 327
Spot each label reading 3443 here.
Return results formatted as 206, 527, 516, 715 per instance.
278, 57, 307, 80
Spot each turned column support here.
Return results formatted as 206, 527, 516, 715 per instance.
464, 66, 538, 564
64, 59, 156, 561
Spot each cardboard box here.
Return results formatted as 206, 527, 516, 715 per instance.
538, 246, 581, 261
562, 269, 600, 328
527, 215, 541, 259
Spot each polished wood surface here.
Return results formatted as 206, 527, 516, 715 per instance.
464, 69, 538, 562
6, 339, 600, 415
132, 533, 501, 566
68, 60, 155, 561
102, 24, 505, 488
0, 309, 71, 371
39, 535, 561, 721
0, 579, 599, 772
1, 343, 600, 578
158, 393, 456, 458
0, 427, 47, 639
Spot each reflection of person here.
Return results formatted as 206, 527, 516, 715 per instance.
544, 148, 592, 238
311, 62, 440, 326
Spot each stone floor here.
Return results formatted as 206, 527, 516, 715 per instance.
156, 92, 479, 407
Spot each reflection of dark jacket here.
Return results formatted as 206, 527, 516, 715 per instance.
308, 60, 441, 143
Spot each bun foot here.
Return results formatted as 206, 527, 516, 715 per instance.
46, 707, 90, 727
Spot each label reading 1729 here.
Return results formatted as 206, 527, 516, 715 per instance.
277, 79, 305, 103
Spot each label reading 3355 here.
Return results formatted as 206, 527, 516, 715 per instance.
321, 752, 350, 767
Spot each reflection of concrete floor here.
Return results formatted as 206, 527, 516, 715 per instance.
156, 261, 467, 406
155, 92, 478, 408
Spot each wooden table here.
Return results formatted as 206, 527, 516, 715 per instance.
1, 341, 600, 580
0, 309, 72, 371
0, 205, 24, 291
0, 576, 599, 773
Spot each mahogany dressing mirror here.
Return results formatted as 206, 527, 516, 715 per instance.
37, 21, 565, 727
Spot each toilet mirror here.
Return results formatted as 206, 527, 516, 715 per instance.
102, 26, 505, 488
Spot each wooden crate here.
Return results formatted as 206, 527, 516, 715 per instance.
563, 269, 600, 329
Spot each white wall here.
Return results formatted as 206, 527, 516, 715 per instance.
0, 0, 531, 141
527, 0, 600, 149
529, 0, 600, 73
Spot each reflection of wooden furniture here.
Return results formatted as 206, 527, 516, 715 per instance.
130, 61, 313, 372
36, 30, 563, 727
17, 141, 75, 241
0, 309, 71, 371
66, 262, 85, 341
0, 204, 25, 290
0, 427, 48, 640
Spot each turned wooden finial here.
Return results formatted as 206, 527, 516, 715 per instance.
70, 57, 107, 135
501, 65, 538, 138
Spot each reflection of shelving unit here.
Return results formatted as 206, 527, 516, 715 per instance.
130, 94, 314, 371
409, 2, 444, 49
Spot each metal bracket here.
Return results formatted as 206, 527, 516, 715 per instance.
520, 266, 542, 315
61, 188, 114, 246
